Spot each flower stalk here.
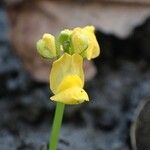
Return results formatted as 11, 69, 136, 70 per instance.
49, 102, 65, 150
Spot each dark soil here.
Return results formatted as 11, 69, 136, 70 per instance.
0, 4, 150, 150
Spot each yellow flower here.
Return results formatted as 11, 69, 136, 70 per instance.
50, 53, 89, 104
71, 26, 100, 60
37, 33, 56, 58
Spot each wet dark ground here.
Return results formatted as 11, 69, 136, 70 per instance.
0, 5, 150, 150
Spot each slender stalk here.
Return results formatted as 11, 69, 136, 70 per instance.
49, 102, 65, 150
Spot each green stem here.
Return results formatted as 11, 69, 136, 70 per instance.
49, 102, 65, 150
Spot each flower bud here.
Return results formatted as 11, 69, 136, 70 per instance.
58, 29, 72, 52
71, 26, 100, 60
71, 28, 88, 54
58, 29, 72, 43
37, 33, 56, 58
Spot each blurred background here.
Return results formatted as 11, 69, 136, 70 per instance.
0, 0, 150, 150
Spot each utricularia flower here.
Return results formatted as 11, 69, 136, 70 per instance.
37, 26, 100, 104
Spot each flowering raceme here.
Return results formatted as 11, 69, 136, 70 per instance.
37, 26, 100, 150
37, 26, 100, 104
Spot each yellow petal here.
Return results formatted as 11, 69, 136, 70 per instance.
56, 75, 83, 93
83, 26, 95, 33
86, 35, 100, 60
50, 53, 84, 94
83, 26, 100, 60
50, 87, 89, 104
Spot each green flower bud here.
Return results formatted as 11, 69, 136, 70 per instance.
58, 29, 72, 53
58, 29, 72, 43
36, 33, 56, 59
